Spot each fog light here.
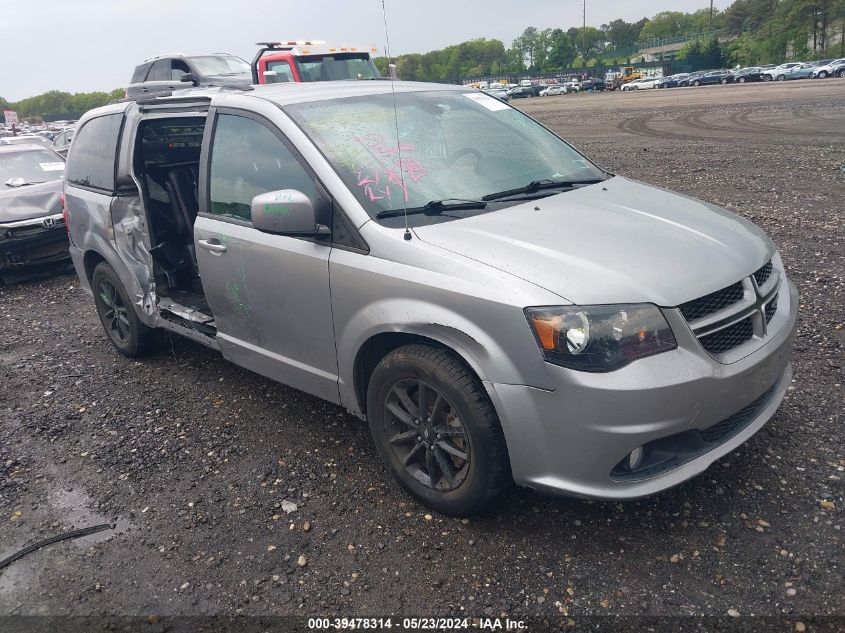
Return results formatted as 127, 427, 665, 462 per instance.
628, 446, 644, 471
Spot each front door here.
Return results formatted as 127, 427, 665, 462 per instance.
193, 110, 339, 403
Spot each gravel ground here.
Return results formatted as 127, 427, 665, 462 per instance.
0, 80, 843, 627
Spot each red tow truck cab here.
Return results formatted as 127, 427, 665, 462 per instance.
251, 41, 381, 84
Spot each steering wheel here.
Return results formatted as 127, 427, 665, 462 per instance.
448, 147, 482, 166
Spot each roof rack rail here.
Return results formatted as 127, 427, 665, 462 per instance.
141, 52, 186, 63
116, 85, 254, 106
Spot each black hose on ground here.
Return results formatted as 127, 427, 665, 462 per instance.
0, 523, 114, 571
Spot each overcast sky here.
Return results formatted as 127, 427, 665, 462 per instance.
0, 0, 724, 101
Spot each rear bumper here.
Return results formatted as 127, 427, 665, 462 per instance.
0, 213, 69, 274
487, 279, 799, 500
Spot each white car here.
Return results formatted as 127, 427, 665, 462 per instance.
811, 58, 845, 78
540, 85, 566, 96
636, 77, 662, 89
621, 77, 660, 91
761, 63, 801, 81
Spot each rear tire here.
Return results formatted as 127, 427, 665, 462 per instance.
366, 344, 510, 516
818, 71, 828, 78
777, 74, 785, 81
92, 262, 154, 357
738, 77, 747, 83
838, 69, 845, 78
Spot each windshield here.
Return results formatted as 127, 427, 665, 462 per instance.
285, 90, 604, 224
0, 148, 65, 186
295, 54, 379, 81
189, 55, 250, 76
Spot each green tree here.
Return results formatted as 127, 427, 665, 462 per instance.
547, 28, 576, 68
602, 18, 648, 49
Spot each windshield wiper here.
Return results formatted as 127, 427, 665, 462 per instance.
482, 178, 605, 201
376, 198, 487, 219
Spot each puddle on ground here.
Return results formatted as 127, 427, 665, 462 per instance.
46, 487, 132, 544
0, 485, 132, 603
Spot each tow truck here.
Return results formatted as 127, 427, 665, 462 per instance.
251, 41, 381, 84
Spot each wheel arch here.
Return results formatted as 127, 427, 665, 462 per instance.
352, 330, 490, 418
83, 249, 107, 285
81, 243, 157, 327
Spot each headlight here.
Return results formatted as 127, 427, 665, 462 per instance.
525, 304, 677, 372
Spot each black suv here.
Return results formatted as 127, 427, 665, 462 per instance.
126, 53, 252, 97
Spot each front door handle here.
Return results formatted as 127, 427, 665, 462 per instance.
198, 238, 227, 253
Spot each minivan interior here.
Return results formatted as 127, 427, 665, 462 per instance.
132, 116, 212, 327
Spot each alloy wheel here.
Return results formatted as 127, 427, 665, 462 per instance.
98, 279, 130, 344
382, 378, 471, 492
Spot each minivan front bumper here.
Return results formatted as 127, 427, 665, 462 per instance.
487, 279, 798, 499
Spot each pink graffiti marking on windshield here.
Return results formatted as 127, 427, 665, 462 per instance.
351, 134, 428, 203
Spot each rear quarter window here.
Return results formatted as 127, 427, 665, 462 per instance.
131, 62, 152, 84
66, 114, 123, 191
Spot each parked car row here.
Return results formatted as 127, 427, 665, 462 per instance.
1, 123, 76, 157
649, 58, 845, 91
505, 77, 607, 98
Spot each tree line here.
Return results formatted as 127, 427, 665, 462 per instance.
1, 89, 125, 122
4, 0, 845, 119
374, 0, 845, 80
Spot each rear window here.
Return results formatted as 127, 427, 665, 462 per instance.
0, 149, 65, 186
295, 54, 379, 81
66, 114, 123, 191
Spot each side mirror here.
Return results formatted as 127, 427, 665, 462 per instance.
251, 190, 325, 236
180, 73, 199, 85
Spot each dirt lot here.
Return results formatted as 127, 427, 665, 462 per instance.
1, 80, 843, 627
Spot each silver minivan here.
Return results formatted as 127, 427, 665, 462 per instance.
64, 83, 797, 514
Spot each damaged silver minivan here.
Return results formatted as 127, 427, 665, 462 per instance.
64, 83, 797, 514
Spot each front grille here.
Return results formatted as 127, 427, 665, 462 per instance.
765, 293, 778, 323
678, 281, 744, 321
754, 261, 773, 287
698, 317, 754, 354
700, 386, 775, 443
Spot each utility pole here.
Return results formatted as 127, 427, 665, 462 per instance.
709, 0, 714, 30
583, 0, 586, 31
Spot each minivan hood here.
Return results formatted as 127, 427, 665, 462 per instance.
0, 179, 63, 223
413, 176, 773, 307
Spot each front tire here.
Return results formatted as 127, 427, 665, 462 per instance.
777, 74, 785, 81
366, 344, 510, 515
693, 80, 701, 86
838, 69, 845, 78
818, 71, 828, 78
738, 77, 747, 83
92, 262, 154, 357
